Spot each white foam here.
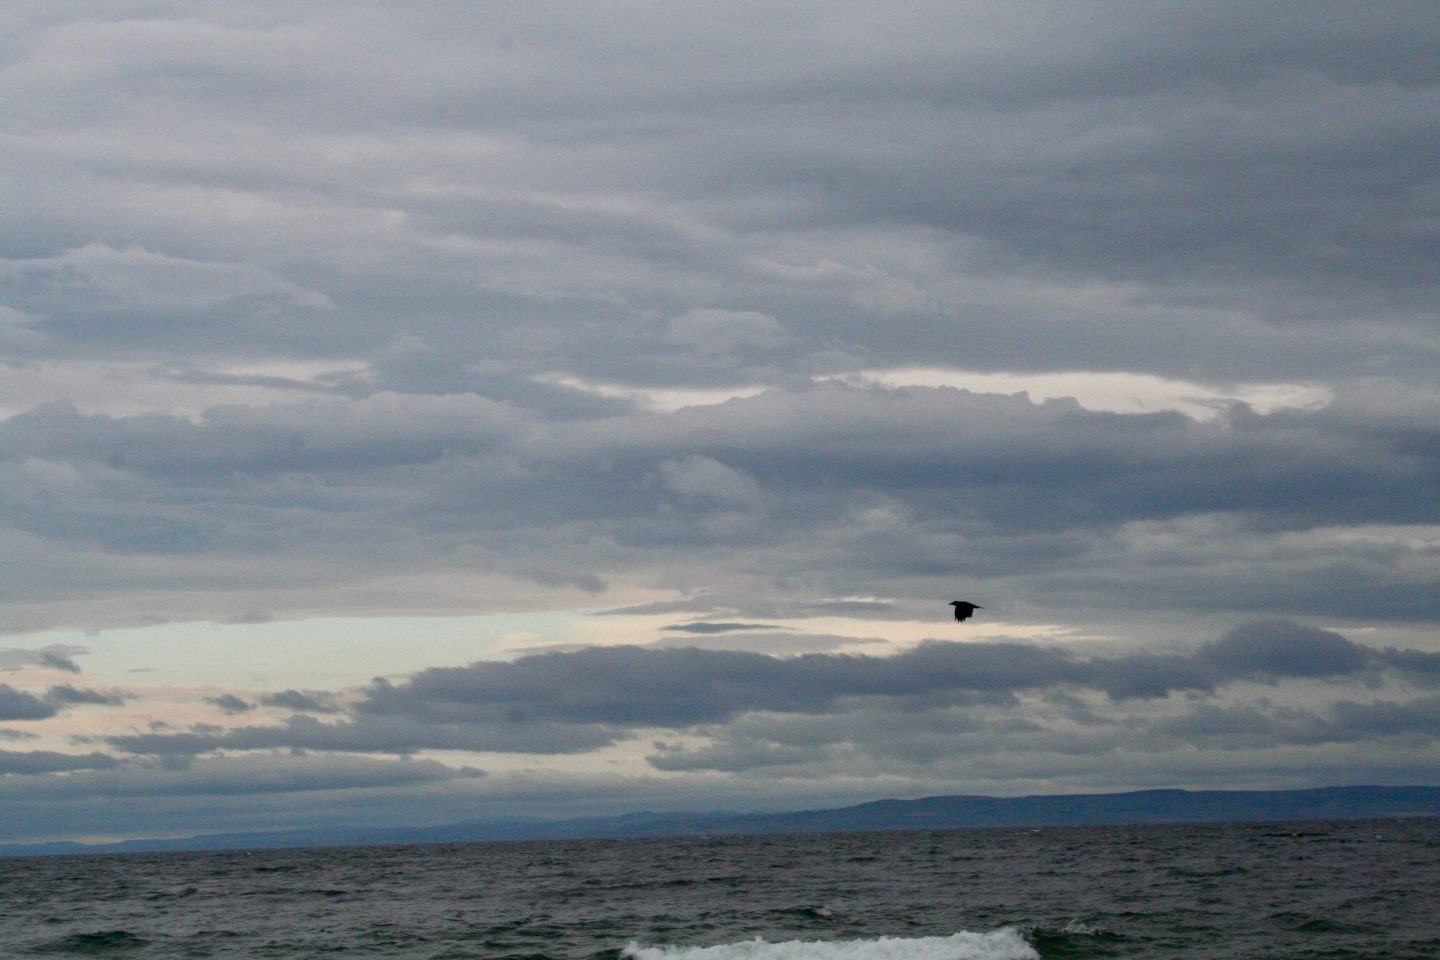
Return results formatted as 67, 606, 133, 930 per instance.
624, 929, 1039, 960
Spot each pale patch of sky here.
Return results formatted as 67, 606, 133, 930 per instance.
533, 374, 772, 412
836, 368, 1333, 420
7, 612, 580, 691
536, 368, 1332, 420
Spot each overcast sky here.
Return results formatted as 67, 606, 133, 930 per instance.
2, 2, 1439, 844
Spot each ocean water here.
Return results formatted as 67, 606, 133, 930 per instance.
0, 818, 1435, 958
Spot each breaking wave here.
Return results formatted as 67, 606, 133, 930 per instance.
624, 929, 1039, 960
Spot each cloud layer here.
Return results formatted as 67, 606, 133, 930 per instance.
2, 4, 1438, 633
1, 3, 1438, 841
0, 618, 1431, 840
91, 620, 1440, 761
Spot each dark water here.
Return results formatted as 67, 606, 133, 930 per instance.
1, 818, 1436, 959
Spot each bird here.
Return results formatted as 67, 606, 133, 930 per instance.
948, 601, 983, 622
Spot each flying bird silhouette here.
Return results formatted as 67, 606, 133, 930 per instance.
948, 601, 983, 622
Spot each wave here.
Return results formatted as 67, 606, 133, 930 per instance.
624, 929, 1039, 960
32, 930, 151, 954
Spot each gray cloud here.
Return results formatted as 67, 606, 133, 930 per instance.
1, 5, 1435, 381
0, 752, 474, 800
2, 3, 1440, 838
44, 684, 129, 707
364, 620, 1425, 728
0, 748, 122, 775
2, 7, 1438, 626
4, 380, 1438, 634
649, 686, 1440, 779
102, 621, 1439, 764
1328, 695, 1440, 738
204, 694, 254, 715
0, 684, 57, 721
35, 651, 81, 673
1376, 647, 1440, 683
106, 712, 618, 759
1198, 620, 1372, 681
260, 689, 341, 714
0, 645, 86, 673
351, 642, 1089, 732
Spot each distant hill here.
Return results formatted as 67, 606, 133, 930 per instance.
4, 784, 1436, 857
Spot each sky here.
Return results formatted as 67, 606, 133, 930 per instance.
1, 2, 1438, 845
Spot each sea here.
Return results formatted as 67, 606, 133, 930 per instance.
0, 817, 1435, 959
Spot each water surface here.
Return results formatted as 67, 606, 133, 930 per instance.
1, 818, 1435, 958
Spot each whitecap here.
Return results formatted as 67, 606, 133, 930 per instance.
624, 929, 1038, 960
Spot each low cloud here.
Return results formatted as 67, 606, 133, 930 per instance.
0, 749, 122, 775
105, 712, 619, 758
1, 752, 474, 800
0, 685, 57, 721
1198, 620, 1372, 680
1376, 647, 1440, 683
100, 620, 1440, 765
260, 690, 341, 714
45, 684, 130, 707
0, 646, 86, 673
4, 381, 1440, 636
204, 694, 254, 715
